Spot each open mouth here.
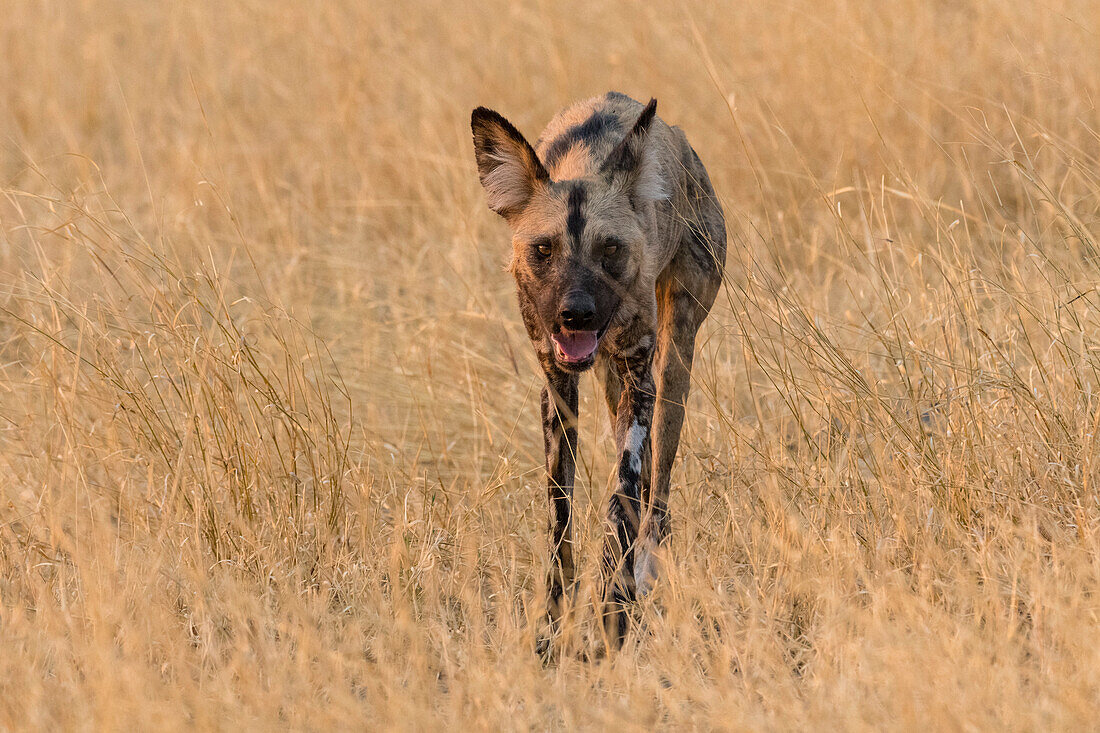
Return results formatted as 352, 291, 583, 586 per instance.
551, 329, 599, 365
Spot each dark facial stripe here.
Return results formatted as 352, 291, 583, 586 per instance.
566, 184, 586, 244
542, 111, 622, 168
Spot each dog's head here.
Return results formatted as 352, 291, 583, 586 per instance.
471, 99, 664, 372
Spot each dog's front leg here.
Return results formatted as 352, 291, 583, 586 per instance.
539, 363, 579, 650
601, 341, 656, 650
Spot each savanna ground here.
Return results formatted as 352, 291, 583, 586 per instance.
2, 1, 1100, 729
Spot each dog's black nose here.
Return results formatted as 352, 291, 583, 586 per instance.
560, 292, 596, 330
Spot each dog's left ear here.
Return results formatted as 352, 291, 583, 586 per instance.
600, 98, 668, 203
471, 107, 550, 221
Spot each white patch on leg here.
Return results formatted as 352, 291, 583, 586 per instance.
625, 421, 646, 474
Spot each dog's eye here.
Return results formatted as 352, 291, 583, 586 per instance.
536, 243, 552, 257
603, 242, 619, 256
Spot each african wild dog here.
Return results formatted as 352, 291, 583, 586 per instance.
471, 92, 726, 651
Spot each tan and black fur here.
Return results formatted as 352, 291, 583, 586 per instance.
471, 92, 726, 652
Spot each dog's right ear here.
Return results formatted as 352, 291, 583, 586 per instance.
600, 98, 667, 204
471, 108, 550, 221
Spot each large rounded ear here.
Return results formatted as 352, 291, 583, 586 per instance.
471, 107, 550, 221
599, 98, 668, 203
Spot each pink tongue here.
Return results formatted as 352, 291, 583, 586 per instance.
553, 330, 598, 361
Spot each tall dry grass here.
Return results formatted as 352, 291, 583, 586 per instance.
2, 0, 1100, 728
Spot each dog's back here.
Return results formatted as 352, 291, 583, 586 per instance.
535, 92, 652, 180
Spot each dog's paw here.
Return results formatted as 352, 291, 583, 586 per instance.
535, 634, 555, 664
632, 539, 662, 597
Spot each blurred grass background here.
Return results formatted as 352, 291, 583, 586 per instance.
2, 0, 1100, 728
